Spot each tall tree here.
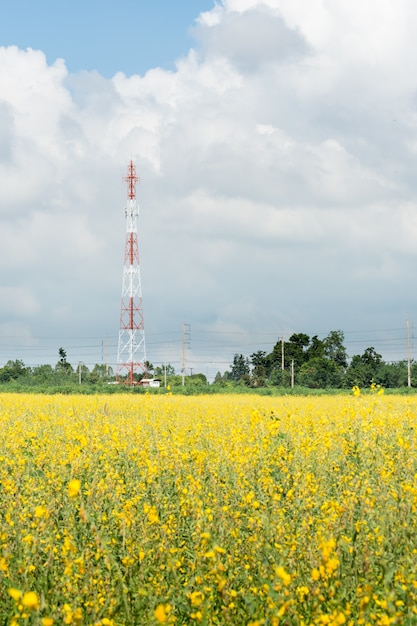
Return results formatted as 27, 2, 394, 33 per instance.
323, 330, 348, 368
230, 354, 250, 382
285, 333, 311, 369
306, 335, 325, 361
55, 348, 73, 374
250, 350, 268, 386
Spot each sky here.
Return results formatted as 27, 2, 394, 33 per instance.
1, 0, 417, 379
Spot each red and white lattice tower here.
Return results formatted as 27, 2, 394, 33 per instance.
116, 161, 147, 385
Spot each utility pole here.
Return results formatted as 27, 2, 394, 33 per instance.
78, 361, 82, 385
106, 338, 109, 376
102, 339, 109, 376
291, 359, 294, 388
181, 322, 190, 386
281, 336, 285, 370
407, 319, 411, 388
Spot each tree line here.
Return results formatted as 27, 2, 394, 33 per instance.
0, 348, 114, 387
0, 349, 207, 392
217, 330, 414, 389
0, 332, 415, 392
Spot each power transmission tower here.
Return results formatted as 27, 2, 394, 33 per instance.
116, 161, 147, 386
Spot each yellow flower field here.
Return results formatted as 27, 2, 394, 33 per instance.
0, 392, 417, 625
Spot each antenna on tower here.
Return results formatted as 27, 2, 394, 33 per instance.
116, 161, 147, 386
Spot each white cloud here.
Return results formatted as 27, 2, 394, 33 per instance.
0, 287, 40, 317
1, 0, 417, 370
193, 7, 310, 71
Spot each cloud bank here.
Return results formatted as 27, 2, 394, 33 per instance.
1, 0, 417, 372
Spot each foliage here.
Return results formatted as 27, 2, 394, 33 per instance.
55, 348, 73, 375
1, 393, 417, 624
0, 359, 28, 382
323, 330, 348, 367
154, 364, 175, 378
345, 347, 384, 388
267, 331, 347, 382
298, 357, 344, 389
0, 328, 415, 392
230, 354, 250, 382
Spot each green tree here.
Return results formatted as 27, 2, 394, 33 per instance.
188, 373, 208, 387
297, 331, 347, 389
154, 364, 175, 378
268, 368, 292, 387
377, 361, 408, 388
0, 359, 29, 382
76, 363, 89, 383
298, 357, 344, 388
230, 354, 250, 382
268, 334, 310, 375
286, 333, 311, 368
250, 351, 268, 386
323, 330, 348, 368
32, 364, 54, 383
306, 336, 325, 361
268, 339, 285, 374
89, 364, 114, 381
214, 371, 223, 383
213, 371, 230, 388
55, 348, 73, 374
345, 347, 383, 388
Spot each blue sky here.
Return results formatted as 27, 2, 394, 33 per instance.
1, 0, 417, 377
0, 0, 214, 76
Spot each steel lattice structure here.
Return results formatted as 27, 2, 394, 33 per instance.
116, 161, 147, 385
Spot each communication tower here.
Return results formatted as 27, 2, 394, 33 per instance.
116, 161, 147, 385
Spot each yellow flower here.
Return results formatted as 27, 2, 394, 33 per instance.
325, 557, 340, 574
41, 619, 54, 626
35, 505, 47, 518
275, 565, 292, 586
311, 568, 320, 581
63, 604, 73, 625
204, 550, 215, 559
22, 591, 40, 610
296, 585, 309, 601
321, 538, 336, 561
8, 587, 22, 601
68, 479, 81, 498
154, 604, 170, 623
189, 591, 205, 606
